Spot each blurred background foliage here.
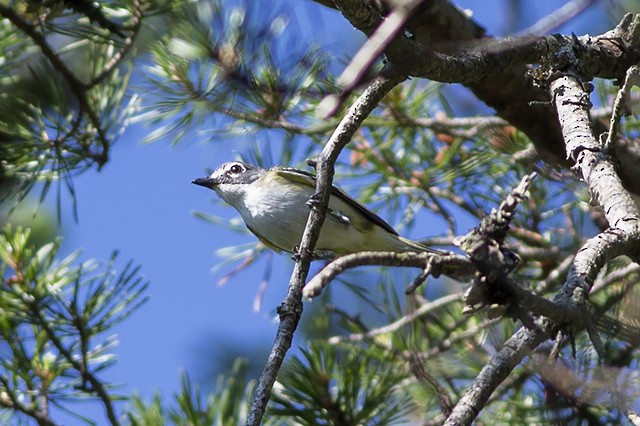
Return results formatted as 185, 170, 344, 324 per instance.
1, 0, 640, 424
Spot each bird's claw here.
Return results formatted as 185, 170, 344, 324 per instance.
305, 193, 322, 210
291, 245, 335, 261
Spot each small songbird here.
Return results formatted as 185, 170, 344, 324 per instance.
192, 161, 438, 257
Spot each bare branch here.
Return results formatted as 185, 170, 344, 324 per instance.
303, 251, 473, 299
319, 0, 423, 116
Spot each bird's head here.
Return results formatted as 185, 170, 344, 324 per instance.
192, 161, 265, 205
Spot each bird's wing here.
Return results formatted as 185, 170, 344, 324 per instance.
271, 166, 399, 236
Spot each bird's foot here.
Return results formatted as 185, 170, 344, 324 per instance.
305, 192, 322, 211
291, 246, 335, 261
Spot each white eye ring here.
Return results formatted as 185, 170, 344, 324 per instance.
229, 163, 244, 174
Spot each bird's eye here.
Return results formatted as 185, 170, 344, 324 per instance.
229, 164, 244, 174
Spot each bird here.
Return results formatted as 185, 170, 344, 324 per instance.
192, 161, 439, 258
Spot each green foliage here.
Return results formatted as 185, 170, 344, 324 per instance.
127, 359, 260, 426
269, 342, 414, 425
0, 225, 148, 424
141, 0, 334, 145
1, 0, 640, 424
0, 0, 141, 211
165, 6, 640, 424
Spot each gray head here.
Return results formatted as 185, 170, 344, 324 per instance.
192, 161, 265, 188
192, 161, 267, 206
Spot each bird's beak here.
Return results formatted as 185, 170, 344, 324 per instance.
191, 177, 217, 189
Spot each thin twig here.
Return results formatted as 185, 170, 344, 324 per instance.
426, 318, 501, 358
0, 377, 60, 426
87, 0, 145, 87
218, 106, 336, 134
30, 306, 119, 426
605, 65, 640, 150
328, 293, 462, 344
516, 0, 596, 36
591, 262, 640, 294
319, 0, 423, 117
533, 254, 574, 293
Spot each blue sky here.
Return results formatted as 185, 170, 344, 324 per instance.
6, 0, 616, 422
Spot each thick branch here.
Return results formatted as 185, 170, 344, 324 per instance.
332, 2, 636, 87
551, 75, 640, 233
444, 46, 640, 426
549, 74, 640, 307
325, 1, 640, 191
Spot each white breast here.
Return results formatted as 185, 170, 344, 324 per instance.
216, 174, 408, 254
226, 177, 313, 251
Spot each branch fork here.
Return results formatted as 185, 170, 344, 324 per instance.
445, 21, 640, 424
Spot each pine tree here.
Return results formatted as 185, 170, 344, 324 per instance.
1, 1, 640, 424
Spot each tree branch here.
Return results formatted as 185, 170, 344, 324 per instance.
605, 65, 640, 150
443, 325, 549, 426
87, 0, 145, 88
516, 0, 596, 36
319, 0, 423, 116
29, 306, 120, 426
303, 251, 474, 299
443, 33, 640, 425
246, 74, 406, 426
327, 293, 462, 344
0, 376, 60, 426
327, 1, 640, 192
0, 2, 145, 168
